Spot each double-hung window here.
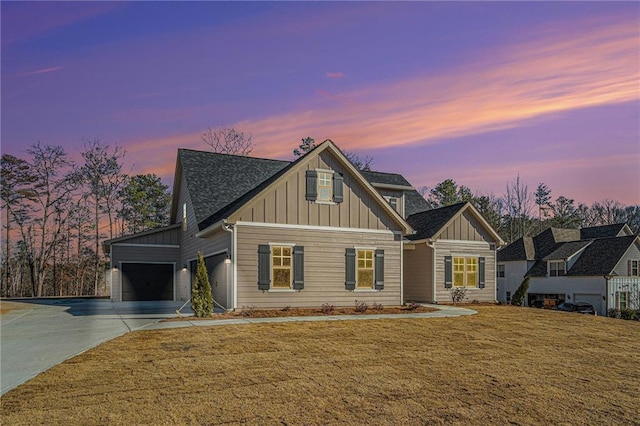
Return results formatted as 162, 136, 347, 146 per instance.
453, 257, 478, 288
549, 261, 566, 277
272, 246, 292, 289
357, 249, 374, 289
616, 291, 630, 310
497, 264, 505, 278
317, 171, 333, 202
257, 244, 304, 291
305, 169, 343, 203
629, 260, 639, 277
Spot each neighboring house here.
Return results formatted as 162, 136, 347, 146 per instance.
104, 140, 417, 309
403, 202, 505, 304
497, 223, 640, 315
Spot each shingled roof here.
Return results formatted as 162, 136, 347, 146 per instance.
178, 149, 290, 230
543, 240, 592, 261
497, 237, 535, 261
360, 170, 412, 187
360, 170, 431, 216
580, 223, 629, 239
406, 203, 467, 241
566, 235, 638, 276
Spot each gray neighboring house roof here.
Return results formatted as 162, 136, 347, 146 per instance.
360, 170, 412, 187
497, 237, 535, 262
580, 223, 629, 239
543, 240, 592, 261
178, 149, 290, 231
359, 170, 431, 217
405, 202, 467, 241
566, 235, 638, 276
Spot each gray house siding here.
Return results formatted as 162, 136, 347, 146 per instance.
177, 172, 232, 305
403, 243, 434, 302
434, 240, 496, 303
110, 245, 180, 302
613, 241, 640, 276
235, 223, 402, 309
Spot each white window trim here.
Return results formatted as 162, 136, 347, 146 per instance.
316, 169, 334, 203
354, 246, 377, 291
268, 242, 296, 291
630, 259, 639, 277
452, 256, 479, 288
549, 260, 566, 277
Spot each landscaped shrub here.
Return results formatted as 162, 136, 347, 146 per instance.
608, 308, 639, 321
511, 276, 530, 306
240, 305, 256, 317
372, 302, 384, 311
191, 251, 213, 318
405, 302, 421, 311
320, 303, 334, 315
354, 300, 368, 313
450, 287, 467, 304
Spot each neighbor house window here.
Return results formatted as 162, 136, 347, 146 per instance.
272, 246, 292, 289
384, 196, 398, 212
616, 291, 630, 310
549, 261, 566, 277
497, 264, 505, 278
453, 257, 478, 288
506, 291, 511, 303
629, 260, 639, 276
357, 249, 374, 289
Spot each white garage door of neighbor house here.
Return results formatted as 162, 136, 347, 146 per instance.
574, 293, 604, 315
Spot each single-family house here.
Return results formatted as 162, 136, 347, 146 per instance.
403, 202, 505, 304
104, 140, 417, 309
497, 223, 640, 315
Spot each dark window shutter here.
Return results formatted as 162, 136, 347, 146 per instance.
375, 249, 384, 290
333, 173, 344, 203
444, 256, 452, 288
345, 248, 356, 290
478, 257, 486, 288
257, 245, 271, 290
293, 246, 304, 290
305, 170, 317, 201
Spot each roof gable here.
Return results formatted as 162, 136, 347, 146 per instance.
192, 140, 412, 235
543, 240, 592, 261
580, 223, 632, 239
406, 202, 504, 244
567, 235, 639, 276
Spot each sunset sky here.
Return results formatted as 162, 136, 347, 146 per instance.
2, 1, 639, 205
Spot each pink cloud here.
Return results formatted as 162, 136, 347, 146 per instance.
326, 71, 345, 79
16, 66, 63, 77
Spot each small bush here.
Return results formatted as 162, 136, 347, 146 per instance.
372, 302, 384, 311
405, 302, 421, 311
320, 303, 334, 315
281, 305, 291, 312
511, 276, 530, 306
620, 308, 638, 321
450, 287, 467, 304
354, 300, 368, 313
471, 299, 480, 305
240, 305, 256, 317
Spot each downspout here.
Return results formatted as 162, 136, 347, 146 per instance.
427, 239, 437, 303
109, 244, 113, 301
222, 221, 236, 310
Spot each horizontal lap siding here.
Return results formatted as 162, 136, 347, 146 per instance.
236, 225, 402, 308
110, 245, 180, 302
434, 240, 496, 303
403, 243, 434, 302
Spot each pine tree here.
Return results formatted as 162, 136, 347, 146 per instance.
511, 276, 530, 306
191, 252, 213, 317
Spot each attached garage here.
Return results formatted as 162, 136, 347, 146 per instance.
574, 293, 604, 316
121, 263, 175, 301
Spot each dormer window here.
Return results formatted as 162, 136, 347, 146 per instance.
384, 196, 398, 211
549, 261, 566, 277
305, 169, 343, 204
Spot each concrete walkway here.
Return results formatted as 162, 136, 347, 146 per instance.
0, 299, 475, 396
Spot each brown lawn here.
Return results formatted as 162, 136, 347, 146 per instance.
2, 305, 639, 425
0, 301, 28, 315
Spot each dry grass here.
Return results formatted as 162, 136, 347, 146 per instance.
0, 301, 28, 315
2, 305, 639, 425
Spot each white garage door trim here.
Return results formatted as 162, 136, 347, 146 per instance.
573, 293, 604, 315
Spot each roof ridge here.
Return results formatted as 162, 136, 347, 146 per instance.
178, 147, 292, 164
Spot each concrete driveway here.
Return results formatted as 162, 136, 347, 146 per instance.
0, 298, 191, 396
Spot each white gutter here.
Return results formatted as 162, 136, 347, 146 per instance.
194, 219, 225, 238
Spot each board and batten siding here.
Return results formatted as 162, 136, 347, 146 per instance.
177, 172, 232, 302
233, 151, 399, 232
403, 243, 434, 302
434, 240, 497, 303
235, 224, 402, 308
110, 245, 180, 302
114, 227, 180, 246
436, 210, 494, 242
613, 240, 640, 276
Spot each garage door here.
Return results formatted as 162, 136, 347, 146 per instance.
122, 263, 174, 301
574, 293, 603, 316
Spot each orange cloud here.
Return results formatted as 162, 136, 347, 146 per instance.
236, 15, 639, 158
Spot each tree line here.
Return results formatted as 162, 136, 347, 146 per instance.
418, 177, 640, 243
1, 140, 171, 298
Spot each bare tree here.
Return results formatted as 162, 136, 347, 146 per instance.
343, 151, 374, 171
202, 127, 253, 156
76, 139, 126, 295
293, 137, 316, 157
503, 174, 534, 242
